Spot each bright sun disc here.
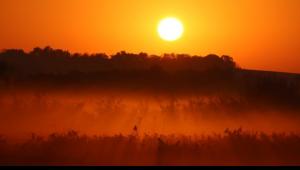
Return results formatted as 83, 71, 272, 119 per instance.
158, 17, 184, 41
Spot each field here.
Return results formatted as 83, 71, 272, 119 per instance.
0, 49, 300, 165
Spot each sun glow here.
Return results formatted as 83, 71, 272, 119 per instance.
158, 17, 184, 42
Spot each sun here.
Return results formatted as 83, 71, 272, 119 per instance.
158, 17, 184, 42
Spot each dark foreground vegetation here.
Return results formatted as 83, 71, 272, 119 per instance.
0, 129, 300, 165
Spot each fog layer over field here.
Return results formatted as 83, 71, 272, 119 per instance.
0, 88, 299, 142
1, 48, 300, 165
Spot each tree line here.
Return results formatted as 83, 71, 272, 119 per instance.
0, 46, 237, 76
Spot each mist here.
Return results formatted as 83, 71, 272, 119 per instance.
1, 47, 300, 165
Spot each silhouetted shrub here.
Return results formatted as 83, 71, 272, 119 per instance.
1, 130, 300, 165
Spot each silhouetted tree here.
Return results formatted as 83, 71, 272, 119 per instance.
30, 47, 43, 57
0, 61, 8, 75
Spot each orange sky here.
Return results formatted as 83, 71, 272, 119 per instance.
0, 0, 300, 73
